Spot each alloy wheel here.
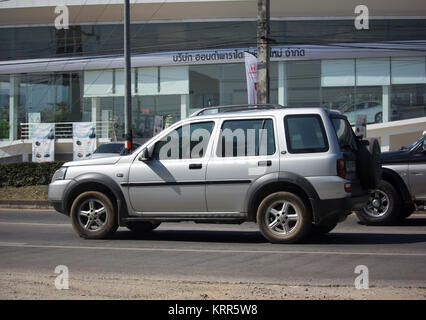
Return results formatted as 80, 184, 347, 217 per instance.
364, 189, 390, 218
265, 200, 300, 235
78, 198, 108, 231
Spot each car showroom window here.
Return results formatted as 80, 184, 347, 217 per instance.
284, 115, 329, 153
152, 121, 215, 160
217, 118, 276, 157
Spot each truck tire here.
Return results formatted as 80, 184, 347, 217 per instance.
400, 203, 415, 219
257, 192, 312, 244
356, 180, 401, 225
70, 191, 118, 239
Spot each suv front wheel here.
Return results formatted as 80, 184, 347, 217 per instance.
257, 192, 312, 244
70, 191, 118, 239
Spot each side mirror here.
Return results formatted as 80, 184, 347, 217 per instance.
421, 141, 426, 153
138, 145, 154, 161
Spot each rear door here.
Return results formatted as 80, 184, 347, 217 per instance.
329, 116, 359, 181
205, 117, 278, 213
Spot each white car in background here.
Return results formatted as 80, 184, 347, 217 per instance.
342, 101, 384, 124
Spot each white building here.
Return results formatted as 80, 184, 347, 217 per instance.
0, 0, 425, 160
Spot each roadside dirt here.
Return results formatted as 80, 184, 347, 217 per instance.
0, 186, 48, 200
1, 270, 425, 300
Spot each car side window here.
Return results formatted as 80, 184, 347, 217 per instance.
217, 119, 276, 157
284, 115, 329, 153
151, 121, 215, 160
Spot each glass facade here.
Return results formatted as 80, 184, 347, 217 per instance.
1, 56, 425, 141
283, 56, 426, 125
0, 75, 9, 140
1, 20, 426, 61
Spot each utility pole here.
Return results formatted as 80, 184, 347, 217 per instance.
124, 0, 133, 152
257, 0, 270, 104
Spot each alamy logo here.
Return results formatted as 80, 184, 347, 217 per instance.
354, 5, 369, 30
354, 265, 369, 289
55, 6, 69, 30
54, 265, 69, 290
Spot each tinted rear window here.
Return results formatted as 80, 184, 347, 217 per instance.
284, 115, 328, 153
331, 117, 358, 151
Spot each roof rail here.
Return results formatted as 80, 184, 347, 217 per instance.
190, 104, 285, 117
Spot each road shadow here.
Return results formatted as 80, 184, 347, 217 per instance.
307, 232, 426, 245
113, 229, 267, 244
356, 217, 426, 227
111, 229, 426, 245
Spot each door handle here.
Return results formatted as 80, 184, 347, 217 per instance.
189, 163, 202, 169
258, 160, 272, 167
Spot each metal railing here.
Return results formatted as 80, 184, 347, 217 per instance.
20, 121, 113, 140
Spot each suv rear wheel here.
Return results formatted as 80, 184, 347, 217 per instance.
257, 192, 312, 244
70, 191, 118, 239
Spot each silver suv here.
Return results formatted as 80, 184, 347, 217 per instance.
48, 105, 378, 243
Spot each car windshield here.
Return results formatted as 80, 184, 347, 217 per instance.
94, 143, 123, 154
404, 135, 425, 150
331, 116, 358, 151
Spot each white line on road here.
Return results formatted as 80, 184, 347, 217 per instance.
0, 222, 69, 227
0, 241, 425, 257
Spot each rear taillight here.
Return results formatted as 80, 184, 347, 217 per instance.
337, 158, 346, 179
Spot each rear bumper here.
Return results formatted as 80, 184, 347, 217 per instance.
313, 193, 369, 224
307, 176, 369, 224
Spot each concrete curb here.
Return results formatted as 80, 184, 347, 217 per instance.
0, 199, 52, 210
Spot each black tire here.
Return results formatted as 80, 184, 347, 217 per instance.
257, 192, 312, 244
126, 221, 161, 233
357, 138, 382, 190
70, 191, 118, 239
356, 180, 401, 225
400, 203, 415, 219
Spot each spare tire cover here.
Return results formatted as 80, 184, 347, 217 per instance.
367, 138, 382, 188
356, 138, 382, 190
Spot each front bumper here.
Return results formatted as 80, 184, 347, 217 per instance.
48, 179, 73, 215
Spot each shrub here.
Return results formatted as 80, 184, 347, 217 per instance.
0, 161, 65, 187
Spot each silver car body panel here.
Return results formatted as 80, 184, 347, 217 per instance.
49, 107, 366, 222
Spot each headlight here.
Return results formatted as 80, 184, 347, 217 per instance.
51, 167, 67, 182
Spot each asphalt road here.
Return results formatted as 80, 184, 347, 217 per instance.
1, 208, 426, 288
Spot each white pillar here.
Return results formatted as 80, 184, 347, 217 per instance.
278, 62, 288, 106
381, 134, 390, 152
91, 97, 101, 123
181, 94, 188, 119
382, 85, 391, 123
9, 74, 19, 141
